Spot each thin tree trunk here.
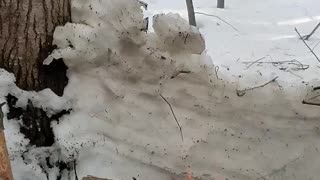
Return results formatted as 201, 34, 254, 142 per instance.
217, 0, 225, 8
0, 0, 71, 96
186, 0, 196, 26
0, 102, 13, 180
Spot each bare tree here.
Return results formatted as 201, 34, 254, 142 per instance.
0, 0, 71, 96
186, 0, 197, 26
217, 0, 225, 8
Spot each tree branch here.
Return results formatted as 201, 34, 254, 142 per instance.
195, 12, 239, 32
160, 95, 184, 141
237, 76, 279, 97
295, 27, 320, 63
303, 22, 320, 40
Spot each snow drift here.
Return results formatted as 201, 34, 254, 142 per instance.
2, 0, 320, 180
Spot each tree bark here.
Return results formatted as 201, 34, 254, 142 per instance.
0, 0, 71, 96
186, 0, 196, 26
0, 103, 13, 180
217, 0, 225, 8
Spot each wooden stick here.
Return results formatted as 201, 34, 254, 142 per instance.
0, 102, 13, 180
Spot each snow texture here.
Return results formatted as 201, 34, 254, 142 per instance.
2, 0, 320, 180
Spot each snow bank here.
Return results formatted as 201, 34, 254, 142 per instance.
44, 0, 218, 179
2, 0, 320, 180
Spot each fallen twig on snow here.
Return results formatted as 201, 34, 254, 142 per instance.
160, 95, 184, 141
244, 57, 266, 69
302, 100, 320, 106
236, 76, 279, 97
312, 86, 320, 91
302, 22, 320, 40
195, 12, 239, 32
302, 86, 320, 106
171, 70, 191, 79
295, 27, 320, 63
242, 59, 309, 71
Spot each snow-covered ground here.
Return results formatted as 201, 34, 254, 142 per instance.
146, 0, 320, 90
2, 0, 320, 180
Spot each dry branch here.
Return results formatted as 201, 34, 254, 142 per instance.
242, 59, 309, 71
195, 12, 239, 32
160, 95, 184, 141
302, 100, 320, 106
295, 28, 320, 63
171, 70, 191, 79
303, 22, 320, 40
244, 57, 266, 69
302, 86, 320, 106
236, 76, 279, 97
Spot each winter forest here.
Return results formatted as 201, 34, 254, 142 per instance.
1, 0, 320, 179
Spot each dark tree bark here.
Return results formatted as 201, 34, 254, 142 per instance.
186, 0, 196, 26
217, 0, 225, 8
0, 0, 71, 96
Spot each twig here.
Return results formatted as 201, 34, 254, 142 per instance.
236, 76, 279, 97
308, 94, 320, 100
244, 57, 266, 69
184, 33, 189, 44
242, 59, 309, 71
303, 22, 320, 40
139, 1, 148, 10
302, 100, 320, 106
312, 40, 320, 50
74, 159, 78, 180
215, 66, 220, 80
295, 27, 320, 63
171, 70, 191, 79
195, 12, 239, 32
313, 86, 320, 91
302, 86, 320, 106
160, 95, 184, 141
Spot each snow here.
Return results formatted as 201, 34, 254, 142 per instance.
1, 0, 320, 180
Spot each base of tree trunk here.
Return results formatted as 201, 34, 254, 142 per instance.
0, 0, 71, 96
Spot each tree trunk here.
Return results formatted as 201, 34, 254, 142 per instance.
0, 103, 13, 180
217, 0, 225, 8
186, 0, 196, 26
0, 0, 71, 96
